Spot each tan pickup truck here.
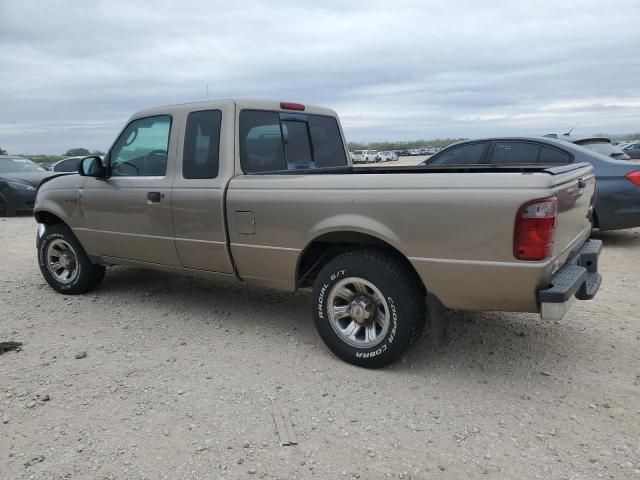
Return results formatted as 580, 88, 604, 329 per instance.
34, 99, 602, 367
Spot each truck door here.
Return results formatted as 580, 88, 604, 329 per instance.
170, 106, 234, 273
78, 114, 180, 266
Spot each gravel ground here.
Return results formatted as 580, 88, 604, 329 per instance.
1, 215, 639, 480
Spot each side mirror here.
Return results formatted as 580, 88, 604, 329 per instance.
78, 156, 107, 178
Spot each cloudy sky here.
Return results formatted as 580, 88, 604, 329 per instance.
1, 0, 639, 154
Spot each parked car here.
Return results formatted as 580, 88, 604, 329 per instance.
351, 149, 379, 163
39, 162, 54, 171
622, 142, 640, 159
0, 155, 51, 216
545, 135, 631, 160
376, 151, 398, 162
34, 100, 601, 367
51, 156, 86, 173
422, 136, 640, 230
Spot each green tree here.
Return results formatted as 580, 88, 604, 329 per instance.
0, 147, 7, 155
64, 148, 91, 157
90, 150, 106, 156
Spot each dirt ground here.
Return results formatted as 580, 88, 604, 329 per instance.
1, 215, 639, 480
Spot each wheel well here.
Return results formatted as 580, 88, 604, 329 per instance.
296, 231, 425, 291
34, 211, 64, 225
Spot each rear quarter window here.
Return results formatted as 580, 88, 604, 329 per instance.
183, 110, 222, 179
539, 146, 570, 164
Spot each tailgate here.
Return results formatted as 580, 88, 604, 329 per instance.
547, 163, 596, 267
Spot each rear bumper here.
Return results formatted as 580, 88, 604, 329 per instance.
538, 239, 602, 320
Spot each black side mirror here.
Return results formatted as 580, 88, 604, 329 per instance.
78, 156, 107, 178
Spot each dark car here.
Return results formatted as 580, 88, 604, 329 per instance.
421, 137, 640, 230
51, 156, 85, 173
622, 142, 640, 159
0, 156, 52, 216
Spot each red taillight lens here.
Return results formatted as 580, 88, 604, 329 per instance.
280, 102, 305, 111
514, 197, 558, 261
625, 171, 640, 186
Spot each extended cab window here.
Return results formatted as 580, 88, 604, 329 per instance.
183, 110, 222, 179
428, 142, 486, 165
110, 115, 171, 176
240, 110, 347, 173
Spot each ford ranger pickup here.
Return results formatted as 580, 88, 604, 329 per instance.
34, 99, 602, 367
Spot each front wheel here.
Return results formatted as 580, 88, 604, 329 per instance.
37, 224, 105, 294
312, 250, 426, 368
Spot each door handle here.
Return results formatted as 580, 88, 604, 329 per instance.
578, 179, 586, 189
147, 191, 164, 203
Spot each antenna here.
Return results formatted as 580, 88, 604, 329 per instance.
206, 84, 210, 100
563, 122, 579, 136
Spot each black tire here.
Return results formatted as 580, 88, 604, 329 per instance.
37, 224, 105, 294
312, 249, 426, 368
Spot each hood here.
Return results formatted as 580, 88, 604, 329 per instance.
0, 171, 54, 188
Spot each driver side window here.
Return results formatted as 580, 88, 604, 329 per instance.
110, 115, 171, 177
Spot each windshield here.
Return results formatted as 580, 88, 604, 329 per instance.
0, 157, 46, 173
578, 140, 627, 157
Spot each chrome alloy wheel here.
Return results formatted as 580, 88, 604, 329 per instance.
46, 239, 79, 284
327, 277, 390, 348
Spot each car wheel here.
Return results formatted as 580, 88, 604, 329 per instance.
312, 249, 426, 368
37, 224, 106, 294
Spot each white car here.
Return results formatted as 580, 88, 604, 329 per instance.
377, 151, 398, 162
351, 150, 379, 163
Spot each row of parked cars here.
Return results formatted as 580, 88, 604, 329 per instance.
350, 150, 399, 163
350, 147, 446, 163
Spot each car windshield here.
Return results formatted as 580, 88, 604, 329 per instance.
0, 157, 46, 173
578, 140, 626, 157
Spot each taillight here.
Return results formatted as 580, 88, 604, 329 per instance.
514, 197, 558, 261
625, 171, 640, 186
280, 102, 305, 111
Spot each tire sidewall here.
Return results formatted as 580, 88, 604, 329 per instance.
313, 256, 415, 367
38, 227, 86, 293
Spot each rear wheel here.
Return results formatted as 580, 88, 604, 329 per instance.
312, 249, 426, 368
38, 224, 105, 294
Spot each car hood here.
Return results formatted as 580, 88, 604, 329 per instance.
0, 171, 53, 187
